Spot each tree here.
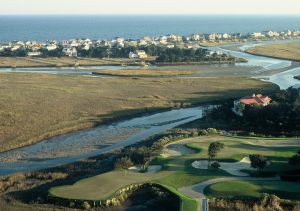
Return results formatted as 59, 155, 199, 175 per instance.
127, 147, 153, 172
208, 142, 224, 165
289, 150, 300, 166
114, 156, 133, 170
249, 154, 267, 172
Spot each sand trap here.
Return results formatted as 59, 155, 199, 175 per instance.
245, 139, 300, 147
161, 143, 196, 158
128, 165, 162, 173
192, 157, 259, 176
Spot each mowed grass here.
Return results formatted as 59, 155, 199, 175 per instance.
246, 41, 300, 61
50, 136, 299, 201
204, 180, 300, 200
182, 136, 300, 173
0, 73, 277, 152
154, 136, 300, 189
49, 170, 171, 200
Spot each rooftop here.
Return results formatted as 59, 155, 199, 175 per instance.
239, 94, 271, 105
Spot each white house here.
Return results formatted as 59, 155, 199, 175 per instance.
129, 50, 147, 59
138, 40, 148, 47
129, 52, 138, 59
251, 32, 264, 38
62, 47, 77, 57
222, 33, 231, 39
191, 34, 201, 41
46, 44, 57, 51
205, 51, 223, 57
27, 51, 42, 57
11, 45, 21, 51
126, 40, 138, 47
262, 30, 275, 37
82, 44, 90, 51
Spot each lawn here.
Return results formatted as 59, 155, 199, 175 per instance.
204, 180, 300, 200
0, 73, 277, 152
182, 137, 300, 173
246, 41, 300, 61
49, 170, 170, 200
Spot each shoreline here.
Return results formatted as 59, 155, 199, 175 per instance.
153, 60, 246, 66
0, 62, 143, 69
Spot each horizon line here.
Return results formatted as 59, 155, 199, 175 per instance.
1, 13, 300, 16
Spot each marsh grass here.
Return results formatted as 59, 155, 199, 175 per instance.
246, 42, 300, 61
0, 73, 277, 152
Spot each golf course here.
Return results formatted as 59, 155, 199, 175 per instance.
49, 135, 300, 211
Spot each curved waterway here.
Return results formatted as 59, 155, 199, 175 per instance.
0, 107, 204, 175
1, 41, 300, 175
210, 41, 300, 88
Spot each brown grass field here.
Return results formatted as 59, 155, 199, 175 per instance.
0, 57, 141, 68
0, 73, 278, 152
198, 41, 241, 47
246, 42, 300, 61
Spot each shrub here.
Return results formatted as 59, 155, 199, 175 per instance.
198, 129, 208, 136
248, 132, 256, 137
206, 128, 218, 135
191, 131, 198, 137
211, 161, 221, 169
82, 201, 91, 210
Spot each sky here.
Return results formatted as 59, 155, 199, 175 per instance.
1, 0, 300, 15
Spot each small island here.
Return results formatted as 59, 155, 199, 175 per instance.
294, 75, 300, 80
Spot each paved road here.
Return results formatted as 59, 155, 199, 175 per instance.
178, 176, 280, 211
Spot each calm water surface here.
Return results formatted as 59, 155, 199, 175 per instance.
0, 15, 300, 41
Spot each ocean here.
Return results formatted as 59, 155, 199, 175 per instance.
0, 15, 300, 41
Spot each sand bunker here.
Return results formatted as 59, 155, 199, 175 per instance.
161, 143, 196, 158
245, 139, 300, 147
128, 165, 162, 173
192, 157, 258, 176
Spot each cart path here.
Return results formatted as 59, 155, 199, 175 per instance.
178, 176, 280, 211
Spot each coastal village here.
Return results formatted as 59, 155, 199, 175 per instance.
0, 29, 299, 59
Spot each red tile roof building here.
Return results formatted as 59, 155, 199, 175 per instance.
233, 94, 272, 116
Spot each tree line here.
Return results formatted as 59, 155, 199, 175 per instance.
0, 45, 237, 63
